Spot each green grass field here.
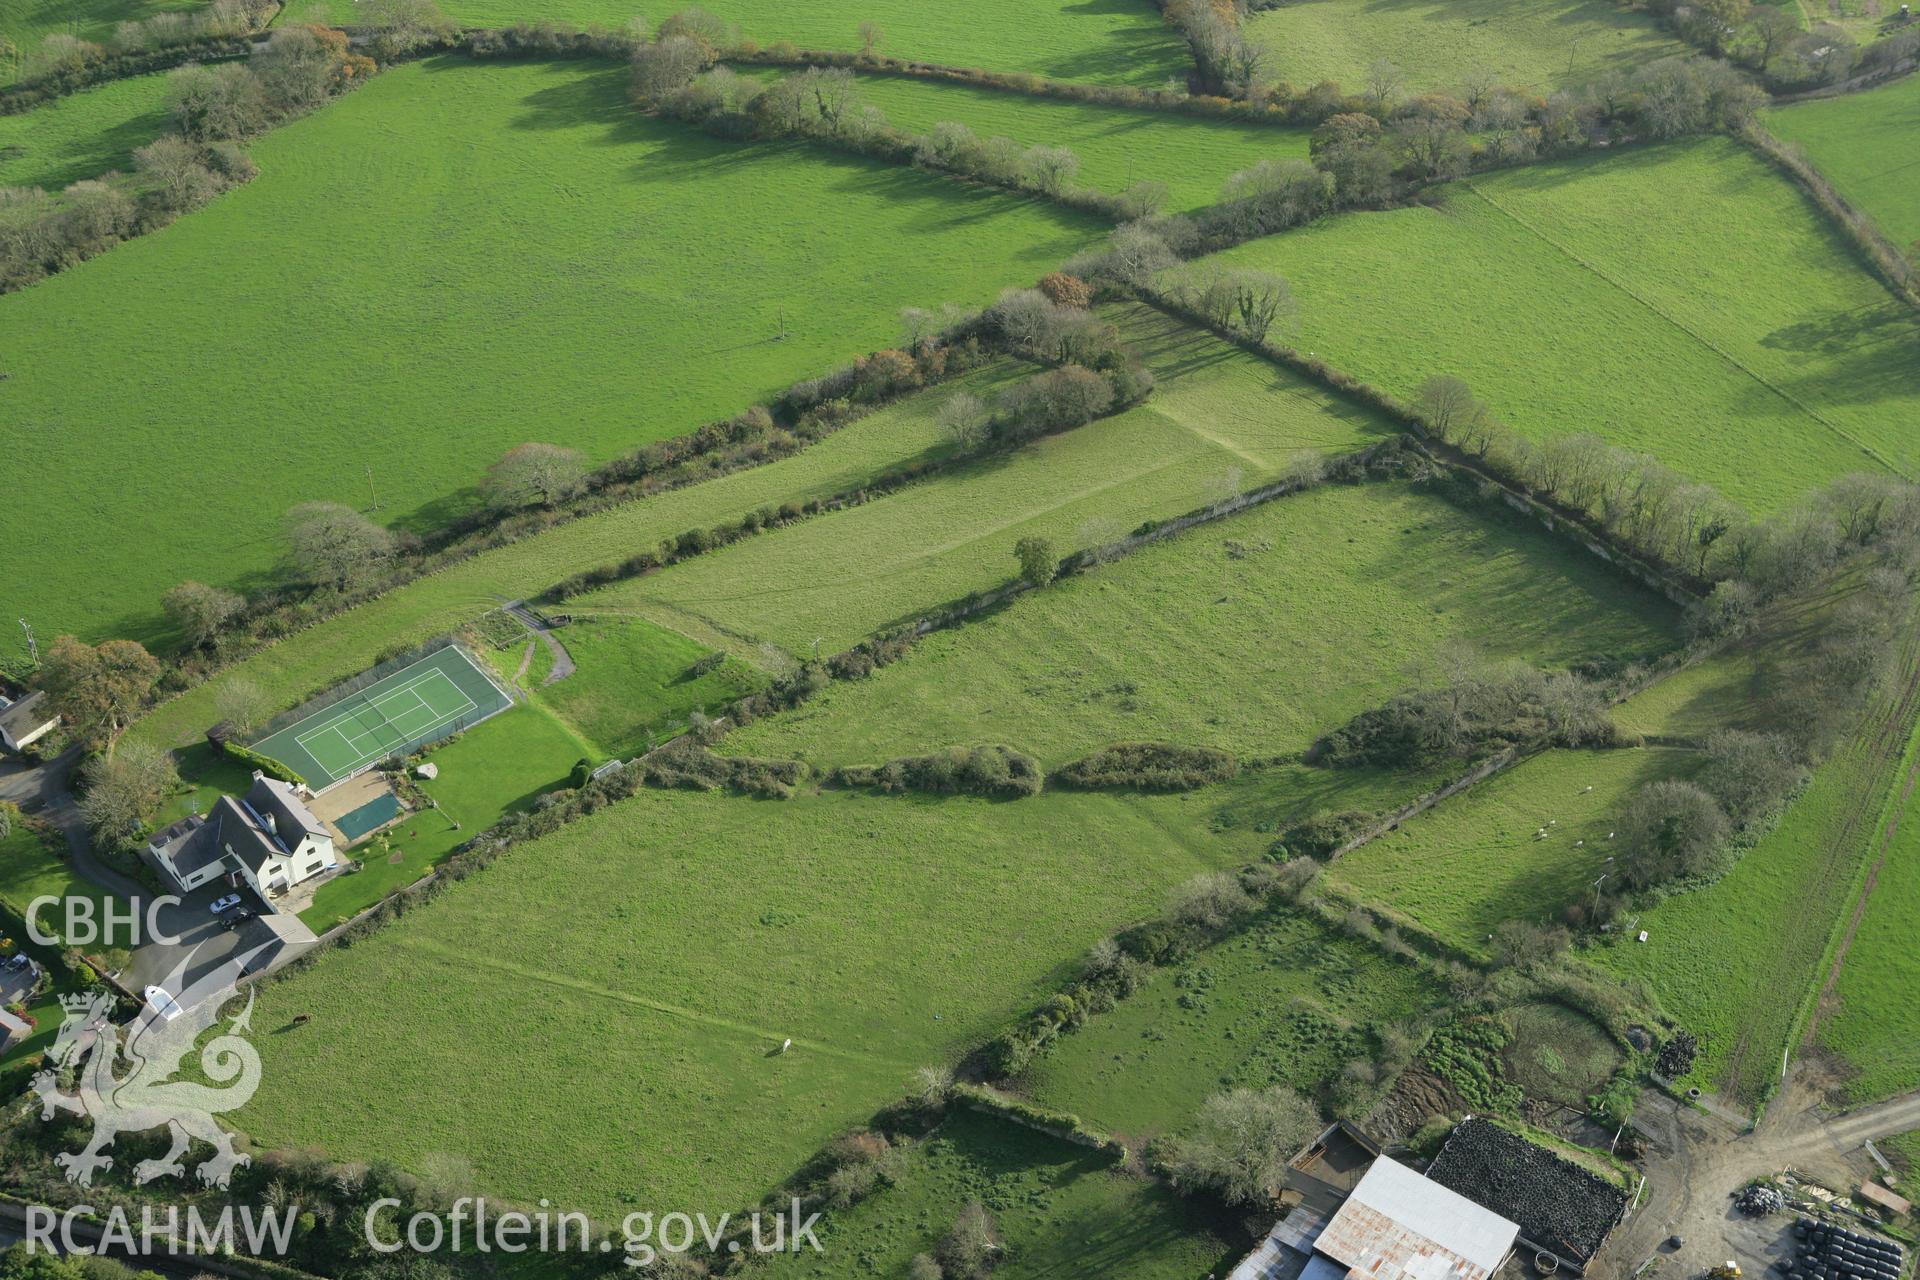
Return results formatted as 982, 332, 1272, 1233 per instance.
725, 480, 1680, 769
1815, 722, 1920, 1103
0, 822, 124, 1068
770, 1110, 1240, 1279
1329, 746, 1698, 959
297, 702, 592, 930
122, 356, 1011, 765
580, 306, 1405, 658
834, 72, 1309, 212
282, 0, 1190, 86
1500, 1001, 1623, 1109
532, 616, 763, 758
1595, 665, 1920, 1106
1244, 0, 1686, 96
0, 0, 199, 82
1197, 139, 1920, 515
1019, 908, 1439, 1137
1768, 72, 1920, 254
243, 784, 1285, 1218
0, 71, 172, 190
0, 56, 1097, 645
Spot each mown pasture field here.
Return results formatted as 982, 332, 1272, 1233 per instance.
1328, 745, 1698, 959
1197, 139, 1920, 516
836, 72, 1309, 212
283, 0, 1190, 85
1595, 644, 1920, 1107
580, 306, 1402, 658
1244, 0, 1685, 96
1768, 71, 1920, 253
725, 480, 1681, 769
1019, 908, 1440, 1137
0, 71, 172, 190
241, 783, 1320, 1218
1815, 724, 1920, 1102
122, 357, 1018, 765
771, 1109, 1240, 1279
528, 615, 763, 758
0, 56, 1097, 645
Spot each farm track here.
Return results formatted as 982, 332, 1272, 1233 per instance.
1720, 614, 1920, 1098
1461, 181, 1908, 480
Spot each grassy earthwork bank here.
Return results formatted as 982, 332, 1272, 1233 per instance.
1244, 0, 1687, 96
1767, 72, 1920, 253
0, 55, 1098, 645
1194, 138, 1920, 515
0, 71, 173, 190
823, 71, 1311, 213
769, 1109, 1241, 1278
281, 0, 1192, 87
242, 783, 1310, 1219
725, 478, 1681, 769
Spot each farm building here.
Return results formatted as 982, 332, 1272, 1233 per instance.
1230, 1147, 1520, 1280
0, 690, 57, 754
144, 772, 338, 902
1425, 1117, 1631, 1274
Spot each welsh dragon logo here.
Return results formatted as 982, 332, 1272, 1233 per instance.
31, 948, 269, 1189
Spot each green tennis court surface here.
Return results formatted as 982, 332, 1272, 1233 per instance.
249, 646, 512, 791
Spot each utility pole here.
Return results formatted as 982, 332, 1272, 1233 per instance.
17, 618, 35, 664
365, 463, 381, 512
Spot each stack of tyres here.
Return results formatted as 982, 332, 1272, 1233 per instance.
1786, 1219, 1906, 1280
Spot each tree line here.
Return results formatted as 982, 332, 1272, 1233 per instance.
0, 25, 379, 294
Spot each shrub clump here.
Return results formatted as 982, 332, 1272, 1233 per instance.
1313, 664, 1622, 769
1269, 808, 1377, 859
830, 745, 1042, 799
1053, 742, 1238, 791
639, 741, 805, 798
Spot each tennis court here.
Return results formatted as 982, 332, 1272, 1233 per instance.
249, 646, 513, 791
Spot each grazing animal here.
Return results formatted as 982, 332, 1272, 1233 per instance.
779, 1038, 793, 1054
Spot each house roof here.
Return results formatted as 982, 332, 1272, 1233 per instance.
159, 796, 287, 880
247, 774, 327, 842
1313, 1157, 1519, 1280
0, 690, 53, 739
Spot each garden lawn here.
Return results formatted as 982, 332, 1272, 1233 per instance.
0, 56, 1097, 645
1328, 745, 1698, 958
769, 1110, 1241, 1279
0, 72, 173, 190
1768, 72, 1920, 253
0, 822, 122, 946
123, 357, 1013, 765
581, 306, 1404, 658
532, 615, 763, 758
1020, 908, 1440, 1137
1197, 138, 1920, 515
296, 703, 590, 931
243, 784, 1285, 1218
726, 480, 1681, 769
1594, 639, 1920, 1108
282, 0, 1191, 87
1243, 0, 1685, 95
842, 72, 1309, 212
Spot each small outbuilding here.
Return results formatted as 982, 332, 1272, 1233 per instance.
0, 690, 57, 754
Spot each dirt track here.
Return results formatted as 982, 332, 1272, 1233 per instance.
1612, 1070, 1920, 1278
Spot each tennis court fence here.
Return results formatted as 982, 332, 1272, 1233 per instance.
244, 634, 473, 749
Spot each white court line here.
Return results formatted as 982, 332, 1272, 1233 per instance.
295, 671, 478, 778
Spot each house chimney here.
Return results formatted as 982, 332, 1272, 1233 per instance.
263, 811, 276, 835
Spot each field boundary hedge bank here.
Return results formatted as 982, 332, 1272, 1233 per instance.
1740, 123, 1918, 304
1133, 290, 1712, 603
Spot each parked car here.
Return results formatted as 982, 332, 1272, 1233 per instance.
210, 893, 243, 914
143, 986, 183, 1021
223, 909, 255, 931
